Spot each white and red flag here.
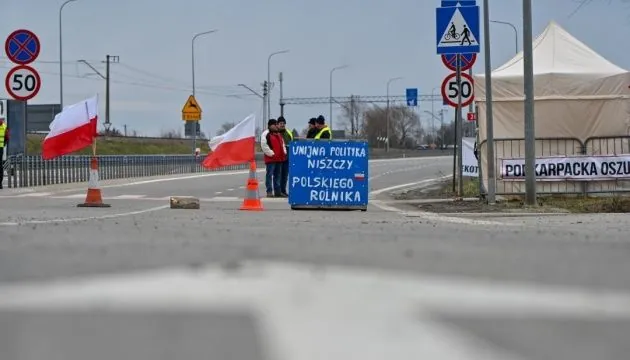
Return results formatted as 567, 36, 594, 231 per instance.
42, 95, 99, 160
202, 113, 256, 169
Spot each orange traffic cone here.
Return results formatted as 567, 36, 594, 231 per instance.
240, 161, 263, 211
77, 157, 111, 208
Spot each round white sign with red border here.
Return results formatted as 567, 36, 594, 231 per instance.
5, 64, 41, 101
441, 72, 474, 108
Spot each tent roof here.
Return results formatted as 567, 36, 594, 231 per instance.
482, 20, 626, 78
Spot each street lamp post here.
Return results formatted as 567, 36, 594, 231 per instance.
431, 86, 439, 141
191, 29, 218, 156
59, 0, 79, 110
386, 77, 403, 152
329, 65, 348, 131
267, 50, 289, 121
490, 20, 519, 54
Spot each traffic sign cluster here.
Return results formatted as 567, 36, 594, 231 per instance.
4, 29, 41, 102
436, 0, 479, 109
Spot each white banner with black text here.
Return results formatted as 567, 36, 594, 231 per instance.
501, 155, 630, 181
462, 137, 478, 177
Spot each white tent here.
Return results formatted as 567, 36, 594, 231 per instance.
475, 20, 630, 142
473, 21, 630, 195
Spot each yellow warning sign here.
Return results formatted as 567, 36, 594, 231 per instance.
182, 95, 202, 121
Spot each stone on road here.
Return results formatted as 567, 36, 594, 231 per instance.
1, 156, 629, 359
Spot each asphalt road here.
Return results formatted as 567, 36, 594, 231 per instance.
1, 156, 629, 360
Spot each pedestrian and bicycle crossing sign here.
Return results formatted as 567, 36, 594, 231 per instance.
436, 4, 480, 54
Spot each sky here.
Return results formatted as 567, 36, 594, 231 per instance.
1, 0, 629, 138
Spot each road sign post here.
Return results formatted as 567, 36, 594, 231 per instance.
436, 4, 480, 55
405, 88, 418, 107
482, 0, 496, 204
441, 53, 476, 72
182, 95, 202, 160
441, 72, 474, 108
5, 65, 41, 102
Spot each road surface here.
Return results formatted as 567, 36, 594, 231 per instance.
1, 156, 629, 360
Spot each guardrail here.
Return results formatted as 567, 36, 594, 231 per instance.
2, 147, 452, 189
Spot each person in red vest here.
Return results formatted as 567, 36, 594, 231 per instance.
260, 118, 287, 197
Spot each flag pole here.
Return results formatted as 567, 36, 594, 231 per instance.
85, 100, 97, 157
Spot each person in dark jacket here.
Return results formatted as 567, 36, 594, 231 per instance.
277, 117, 293, 196
306, 118, 318, 139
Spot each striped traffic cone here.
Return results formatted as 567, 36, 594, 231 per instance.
240, 161, 263, 211
77, 157, 111, 208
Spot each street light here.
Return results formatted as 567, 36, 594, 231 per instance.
59, 0, 79, 109
267, 50, 289, 121
190, 29, 218, 157
490, 20, 519, 55
329, 65, 349, 131
192, 30, 218, 97
386, 77, 403, 152
431, 86, 440, 140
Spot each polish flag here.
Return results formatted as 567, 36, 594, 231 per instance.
42, 96, 99, 160
202, 113, 256, 169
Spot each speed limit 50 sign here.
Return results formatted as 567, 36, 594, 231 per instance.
5, 65, 41, 101
441, 72, 475, 108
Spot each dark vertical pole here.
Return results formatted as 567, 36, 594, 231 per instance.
105, 55, 110, 130
523, 0, 537, 205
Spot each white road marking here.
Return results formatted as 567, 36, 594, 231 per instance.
0, 205, 169, 227
368, 175, 512, 226
227, 188, 235, 191
110, 194, 147, 199
0, 261, 626, 359
215, 191, 223, 195
15, 192, 54, 197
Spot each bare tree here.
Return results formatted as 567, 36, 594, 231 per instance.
362, 105, 422, 148
99, 127, 123, 137
216, 122, 236, 136
337, 96, 366, 138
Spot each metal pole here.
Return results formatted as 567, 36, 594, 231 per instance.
59, 0, 78, 110
490, 20, 519, 55
267, 50, 289, 121
431, 87, 437, 141
456, 54, 464, 197
484, 0, 496, 204
279, 72, 284, 117
386, 77, 403, 153
191, 30, 217, 156
523, 0, 536, 205
329, 65, 348, 130
105, 55, 110, 127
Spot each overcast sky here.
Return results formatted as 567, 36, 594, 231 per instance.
1, 0, 628, 137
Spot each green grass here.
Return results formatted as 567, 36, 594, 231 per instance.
439, 177, 481, 198
26, 134, 262, 156
537, 195, 630, 213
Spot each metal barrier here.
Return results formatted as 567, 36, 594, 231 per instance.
478, 137, 585, 196
4, 154, 252, 189
583, 136, 630, 194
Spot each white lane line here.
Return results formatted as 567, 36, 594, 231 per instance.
111, 195, 147, 199
0, 205, 169, 227
226, 188, 235, 192
0, 261, 626, 359
370, 175, 451, 196
368, 175, 511, 226
215, 191, 223, 195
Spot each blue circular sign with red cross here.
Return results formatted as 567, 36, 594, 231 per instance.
4, 29, 40, 65
441, 53, 477, 72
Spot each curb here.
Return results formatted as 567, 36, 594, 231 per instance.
435, 212, 572, 218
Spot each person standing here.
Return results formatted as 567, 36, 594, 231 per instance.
277, 116, 293, 197
260, 119, 287, 197
306, 118, 318, 139
0, 118, 8, 189
314, 115, 332, 140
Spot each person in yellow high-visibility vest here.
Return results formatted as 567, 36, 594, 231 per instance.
0, 118, 8, 189
277, 116, 293, 196
313, 115, 332, 140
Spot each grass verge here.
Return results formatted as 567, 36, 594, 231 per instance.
26, 134, 263, 155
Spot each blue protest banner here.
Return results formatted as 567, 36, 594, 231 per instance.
288, 139, 369, 210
